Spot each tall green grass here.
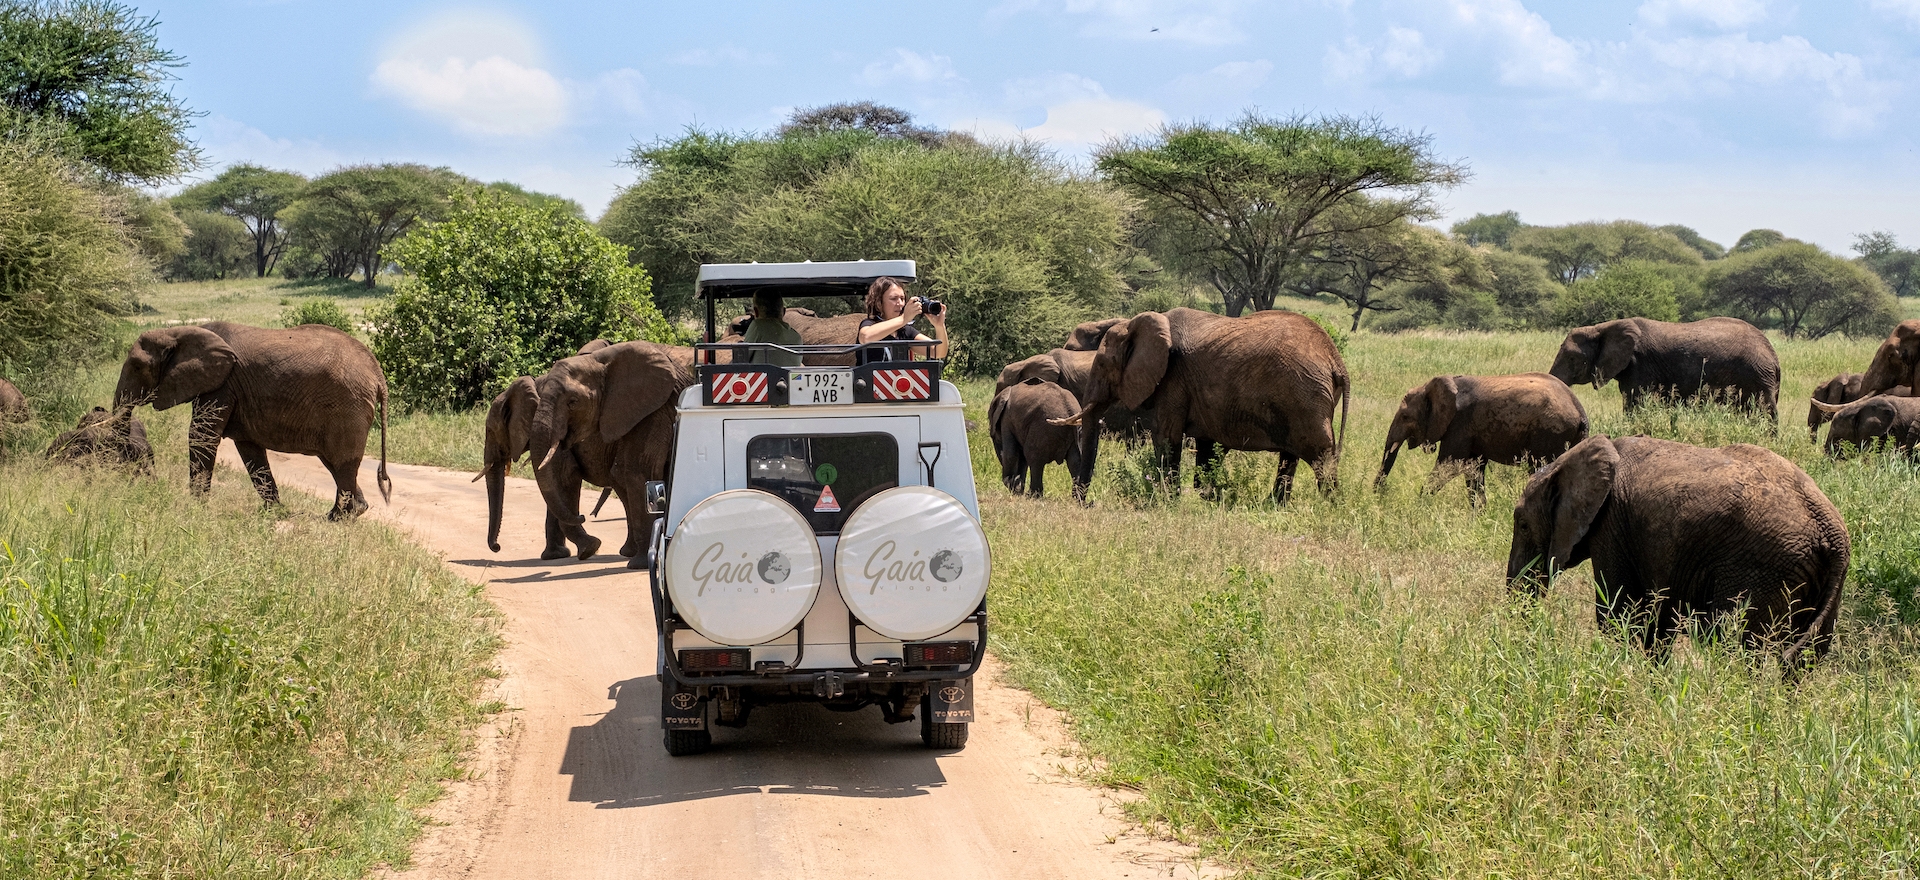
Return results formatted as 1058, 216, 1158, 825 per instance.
0, 389, 498, 876
963, 327, 1920, 877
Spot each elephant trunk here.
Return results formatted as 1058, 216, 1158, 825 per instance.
1376, 441, 1402, 489
485, 464, 506, 552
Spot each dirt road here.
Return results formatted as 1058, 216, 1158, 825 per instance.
219, 449, 1214, 879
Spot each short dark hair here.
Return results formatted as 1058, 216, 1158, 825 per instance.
864, 276, 906, 318
752, 289, 784, 318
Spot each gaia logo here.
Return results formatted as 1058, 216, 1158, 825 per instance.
860, 540, 963, 594
691, 543, 790, 595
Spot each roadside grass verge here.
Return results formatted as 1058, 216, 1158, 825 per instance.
961, 327, 1920, 877
0, 401, 498, 876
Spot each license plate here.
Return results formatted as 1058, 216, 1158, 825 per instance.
788, 369, 852, 405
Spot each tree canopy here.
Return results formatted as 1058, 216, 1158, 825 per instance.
1096, 113, 1466, 316
1731, 228, 1786, 254
1508, 221, 1703, 285
0, 0, 197, 183
281, 163, 464, 287
1854, 231, 1919, 299
174, 163, 306, 277
1705, 240, 1896, 339
1450, 211, 1523, 248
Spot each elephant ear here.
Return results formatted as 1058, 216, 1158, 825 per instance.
150, 327, 237, 411
1426, 376, 1461, 440
1118, 311, 1172, 411
988, 389, 1010, 440
1547, 436, 1618, 569
484, 376, 539, 466
1594, 321, 1640, 386
599, 343, 691, 443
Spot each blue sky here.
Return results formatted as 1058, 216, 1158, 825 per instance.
148, 0, 1920, 253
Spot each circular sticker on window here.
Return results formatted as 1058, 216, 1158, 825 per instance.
664, 489, 822, 645
835, 486, 991, 641
814, 463, 838, 484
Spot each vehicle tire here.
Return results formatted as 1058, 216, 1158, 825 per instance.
664, 728, 712, 756
920, 698, 968, 750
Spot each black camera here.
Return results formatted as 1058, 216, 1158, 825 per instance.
915, 296, 945, 317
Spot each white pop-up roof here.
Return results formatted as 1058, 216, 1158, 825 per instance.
695, 260, 917, 297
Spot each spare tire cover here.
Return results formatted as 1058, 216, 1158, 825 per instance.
835, 486, 991, 641
664, 489, 823, 646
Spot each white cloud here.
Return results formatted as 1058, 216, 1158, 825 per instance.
373, 55, 569, 136
193, 116, 345, 176
861, 48, 960, 86
1868, 0, 1920, 26
992, 0, 1249, 45
964, 73, 1165, 154
1167, 59, 1274, 98
1003, 71, 1110, 106
1622, 34, 1888, 132
1636, 0, 1768, 28
1326, 26, 1441, 81
1448, 0, 1584, 88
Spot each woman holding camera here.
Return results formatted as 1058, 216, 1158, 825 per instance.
858, 276, 949, 364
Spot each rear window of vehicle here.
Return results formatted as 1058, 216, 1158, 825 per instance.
747, 433, 898, 533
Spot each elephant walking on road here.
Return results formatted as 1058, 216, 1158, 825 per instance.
1054, 308, 1349, 504
1376, 372, 1587, 505
114, 322, 390, 520
989, 378, 1082, 498
1549, 317, 1779, 420
479, 340, 629, 557
1508, 435, 1847, 669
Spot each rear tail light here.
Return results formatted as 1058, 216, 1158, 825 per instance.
905, 642, 973, 666
680, 649, 751, 672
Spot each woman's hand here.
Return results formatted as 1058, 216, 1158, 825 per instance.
902, 296, 925, 322
928, 304, 948, 330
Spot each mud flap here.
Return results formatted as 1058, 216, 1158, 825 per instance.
929, 678, 974, 723
662, 685, 707, 731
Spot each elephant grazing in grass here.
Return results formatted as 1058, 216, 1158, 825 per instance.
1549, 317, 1779, 420
1806, 372, 1911, 442
1376, 372, 1587, 505
989, 378, 1082, 499
47, 406, 153, 474
114, 322, 389, 521
1053, 308, 1349, 504
1508, 435, 1847, 670
1815, 395, 1920, 458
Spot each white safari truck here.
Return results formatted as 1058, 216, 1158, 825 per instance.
643, 260, 989, 756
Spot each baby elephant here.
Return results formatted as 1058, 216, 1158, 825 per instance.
1376, 372, 1588, 505
989, 378, 1083, 499
47, 407, 154, 474
1508, 435, 1847, 669
1806, 373, 1911, 442
1815, 394, 1920, 457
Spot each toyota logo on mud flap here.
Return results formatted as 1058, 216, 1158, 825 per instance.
938, 685, 966, 704
670, 693, 698, 711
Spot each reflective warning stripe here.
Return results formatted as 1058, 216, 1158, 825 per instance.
710, 371, 768, 404
871, 369, 931, 401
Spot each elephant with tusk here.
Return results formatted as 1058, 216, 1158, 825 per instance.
1376, 372, 1587, 506
1812, 394, 1920, 458
476, 339, 625, 557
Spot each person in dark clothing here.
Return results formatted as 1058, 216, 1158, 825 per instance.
857, 276, 949, 364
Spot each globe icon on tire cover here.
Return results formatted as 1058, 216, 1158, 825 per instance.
930, 549, 963, 583
757, 551, 791, 584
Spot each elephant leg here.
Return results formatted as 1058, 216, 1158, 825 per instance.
321, 454, 368, 521
1466, 461, 1488, 509
232, 440, 281, 509
1066, 444, 1087, 505
1028, 459, 1045, 497
1193, 437, 1221, 496
617, 487, 646, 558
185, 398, 232, 497
1000, 441, 1024, 494
543, 510, 571, 559
1272, 453, 1301, 505
556, 464, 600, 560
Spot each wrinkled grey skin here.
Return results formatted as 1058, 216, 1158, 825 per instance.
1508, 435, 1847, 670
719, 309, 865, 366
1056, 308, 1350, 504
527, 341, 695, 563
1805, 373, 1911, 442
1858, 320, 1920, 398
480, 340, 623, 556
989, 378, 1083, 498
114, 322, 389, 521
1376, 372, 1587, 506
1820, 395, 1920, 458
997, 348, 1153, 492
1549, 317, 1779, 420
47, 406, 153, 474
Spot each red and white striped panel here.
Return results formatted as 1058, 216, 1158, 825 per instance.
870, 368, 932, 401
710, 371, 769, 404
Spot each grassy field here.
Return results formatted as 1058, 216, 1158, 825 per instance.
0, 359, 500, 877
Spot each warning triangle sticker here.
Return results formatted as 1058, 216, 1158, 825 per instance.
813, 484, 841, 513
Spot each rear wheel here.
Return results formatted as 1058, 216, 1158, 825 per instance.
919, 694, 968, 750
664, 728, 712, 756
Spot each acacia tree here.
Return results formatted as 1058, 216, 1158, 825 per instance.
1706, 241, 1897, 339
1854, 231, 1919, 298
175, 163, 306, 276
1096, 113, 1466, 316
1509, 221, 1702, 285
291, 163, 464, 287
1311, 212, 1483, 331
1451, 210, 1523, 247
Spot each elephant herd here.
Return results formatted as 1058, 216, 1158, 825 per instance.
987, 312, 1919, 670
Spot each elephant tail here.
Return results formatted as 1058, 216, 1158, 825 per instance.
1334, 366, 1350, 466
377, 388, 392, 505
1782, 537, 1848, 674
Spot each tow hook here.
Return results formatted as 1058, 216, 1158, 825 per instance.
812, 672, 846, 699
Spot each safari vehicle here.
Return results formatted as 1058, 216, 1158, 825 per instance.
644, 260, 989, 757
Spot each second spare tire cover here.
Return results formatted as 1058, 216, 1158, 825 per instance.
664, 489, 823, 645
835, 486, 991, 641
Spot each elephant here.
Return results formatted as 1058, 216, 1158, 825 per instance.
1507, 435, 1847, 669
1053, 308, 1350, 503
1814, 394, 1920, 457
997, 348, 1152, 447
1856, 320, 1920, 398
479, 340, 627, 556
720, 309, 864, 365
1065, 317, 1126, 352
1805, 372, 1911, 441
114, 322, 390, 520
0, 377, 24, 423
988, 378, 1082, 498
46, 406, 153, 473
1375, 372, 1588, 505
1548, 317, 1779, 420
525, 340, 696, 562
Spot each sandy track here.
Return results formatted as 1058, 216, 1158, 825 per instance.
217, 447, 1216, 879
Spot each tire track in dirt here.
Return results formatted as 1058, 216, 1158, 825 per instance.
218, 448, 1219, 879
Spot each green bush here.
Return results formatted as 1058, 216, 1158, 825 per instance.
167, 209, 251, 280
1553, 259, 1682, 326
370, 192, 675, 411
280, 298, 355, 334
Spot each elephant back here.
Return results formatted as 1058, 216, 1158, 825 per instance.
210, 322, 386, 454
